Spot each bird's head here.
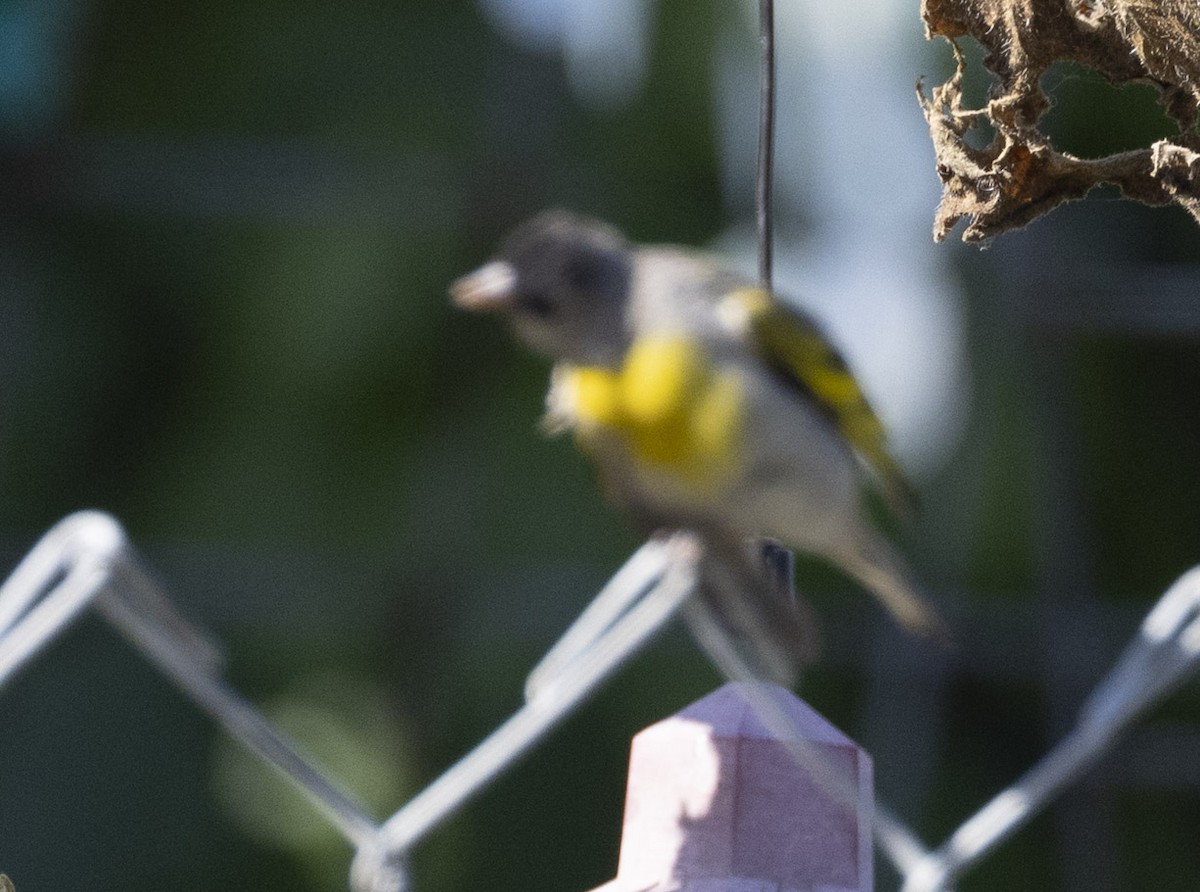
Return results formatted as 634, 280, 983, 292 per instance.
450, 210, 633, 365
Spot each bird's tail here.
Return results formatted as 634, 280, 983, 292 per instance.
831, 528, 950, 641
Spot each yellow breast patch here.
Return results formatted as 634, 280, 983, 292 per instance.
561, 337, 746, 489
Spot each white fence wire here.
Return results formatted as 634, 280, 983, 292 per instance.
2, 510, 1199, 891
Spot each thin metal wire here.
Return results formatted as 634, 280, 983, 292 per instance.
756, 0, 776, 290
0, 512, 126, 691
97, 560, 380, 849
361, 535, 932, 889
900, 565, 1200, 892
0, 515, 717, 892
5, 512, 1200, 892
523, 537, 672, 702
356, 535, 695, 883
682, 598, 933, 878
0, 512, 381, 853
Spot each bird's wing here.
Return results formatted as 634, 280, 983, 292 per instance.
721, 287, 917, 516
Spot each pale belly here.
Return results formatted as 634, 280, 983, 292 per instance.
570, 365, 864, 555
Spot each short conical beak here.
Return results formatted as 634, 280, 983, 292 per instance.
449, 261, 518, 312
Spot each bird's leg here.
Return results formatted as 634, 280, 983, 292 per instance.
756, 538, 797, 607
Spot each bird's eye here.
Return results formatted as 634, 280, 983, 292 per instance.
564, 256, 601, 291
521, 291, 557, 319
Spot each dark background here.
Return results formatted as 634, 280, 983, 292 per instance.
1, 1, 1199, 890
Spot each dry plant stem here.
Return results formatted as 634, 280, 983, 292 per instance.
919, 0, 1200, 242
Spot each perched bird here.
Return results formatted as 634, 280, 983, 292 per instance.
450, 210, 943, 640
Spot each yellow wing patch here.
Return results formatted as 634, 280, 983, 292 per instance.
560, 337, 746, 489
727, 287, 916, 514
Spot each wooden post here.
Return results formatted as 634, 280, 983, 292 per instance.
590, 682, 873, 892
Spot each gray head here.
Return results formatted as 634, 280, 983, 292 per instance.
450, 210, 634, 365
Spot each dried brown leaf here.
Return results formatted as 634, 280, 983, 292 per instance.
919, 0, 1200, 242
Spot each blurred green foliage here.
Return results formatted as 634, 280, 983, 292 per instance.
1, 2, 1199, 892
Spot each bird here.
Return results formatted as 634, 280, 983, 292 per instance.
449, 209, 944, 642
